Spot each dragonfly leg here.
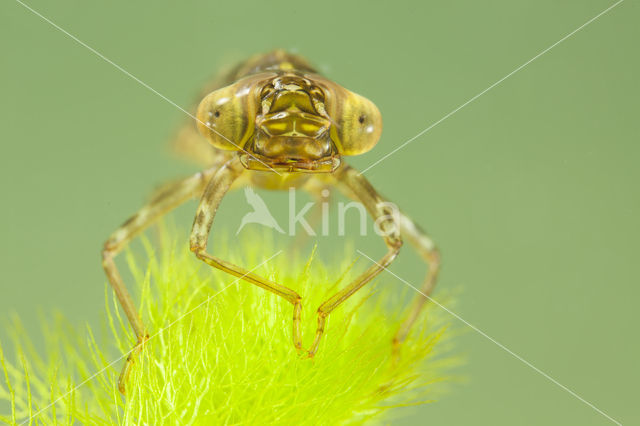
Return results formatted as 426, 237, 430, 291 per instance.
326, 165, 440, 359
306, 165, 403, 357
103, 168, 213, 394
392, 213, 440, 356
190, 157, 305, 351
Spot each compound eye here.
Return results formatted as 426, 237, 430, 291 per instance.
196, 78, 262, 150
331, 90, 382, 156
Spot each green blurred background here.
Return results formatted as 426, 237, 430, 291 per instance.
1, 0, 638, 424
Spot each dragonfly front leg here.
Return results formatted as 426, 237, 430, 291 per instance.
103, 169, 214, 394
306, 165, 403, 357
329, 166, 440, 357
189, 157, 305, 351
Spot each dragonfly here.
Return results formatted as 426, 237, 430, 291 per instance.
102, 50, 440, 394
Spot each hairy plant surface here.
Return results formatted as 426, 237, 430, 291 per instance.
0, 233, 456, 425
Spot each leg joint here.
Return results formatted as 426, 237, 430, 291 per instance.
101, 246, 115, 267
388, 236, 403, 251
190, 243, 204, 255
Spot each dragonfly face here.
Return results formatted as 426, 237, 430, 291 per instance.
196, 70, 382, 173
249, 74, 335, 171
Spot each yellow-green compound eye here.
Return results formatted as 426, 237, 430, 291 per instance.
327, 88, 382, 156
196, 73, 274, 151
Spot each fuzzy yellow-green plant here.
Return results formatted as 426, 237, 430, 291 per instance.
0, 231, 456, 425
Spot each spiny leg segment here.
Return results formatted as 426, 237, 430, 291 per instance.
103, 169, 214, 394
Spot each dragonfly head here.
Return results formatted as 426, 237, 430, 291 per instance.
196, 72, 382, 173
